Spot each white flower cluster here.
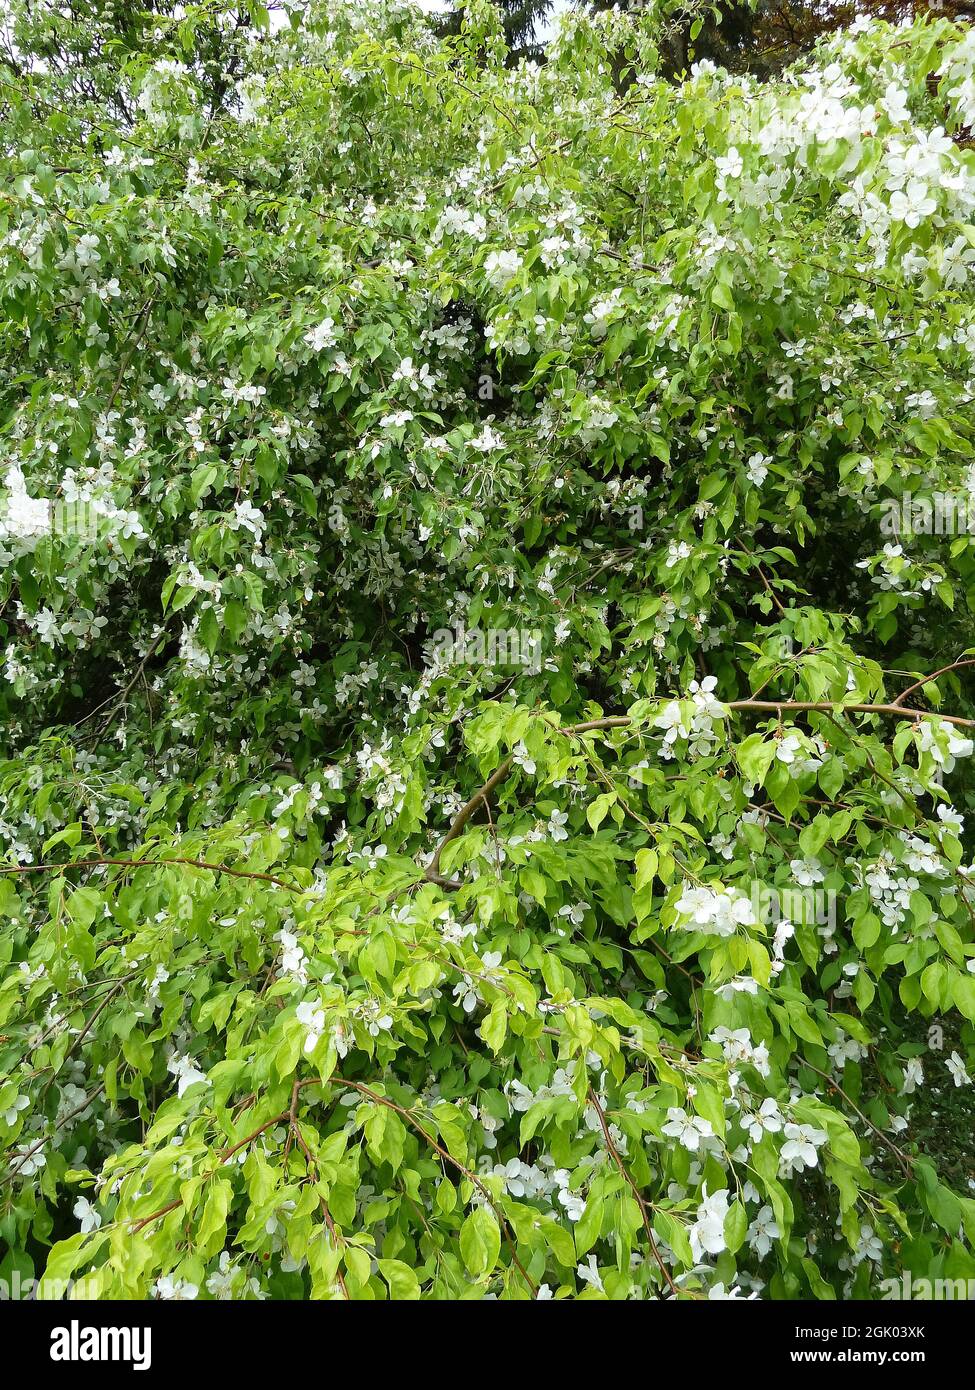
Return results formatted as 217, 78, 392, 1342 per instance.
351, 996, 393, 1036
483, 249, 523, 289
709, 1025, 771, 1079
136, 59, 193, 131
296, 999, 325, 1053
166, 1052, 207, 1099
662, 1106, 720, 1153
655, 676, 727, 760
916, 718, 975, 773
857, 845, 934, 931
690, 1185, 731, 1260
452, 951, 503, 1013
0, 464, 50, 553
277, 927, 308, 985
505, 1067, 576, 1113
479, 1154, 586, 1219
674, 883, 758, 937
778, 1122, 829, 1177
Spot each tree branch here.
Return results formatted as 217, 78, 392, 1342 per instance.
0, 856, 301, 891
425, 697, 974, 890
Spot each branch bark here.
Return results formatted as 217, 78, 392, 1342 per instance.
0, 856, 301, 891
425, 697, 974, 890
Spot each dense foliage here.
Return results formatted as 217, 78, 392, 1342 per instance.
448, 0, 975, 77
3, 0, 975, 1301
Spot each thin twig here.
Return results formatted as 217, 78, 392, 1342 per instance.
798, 1060, 913, 1179
892, 657, 975, 707
130, 1109, 289, 1233
586, 1086, 680, 1299
0, 856, 301, 891
424, 696, 975, 890
332, 1078, 537, 1295
105, 296, 155, 412
3, 1084, 105, 1185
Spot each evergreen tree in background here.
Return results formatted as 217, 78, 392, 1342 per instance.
436, 0, 555, 62
439, 0, 975, 75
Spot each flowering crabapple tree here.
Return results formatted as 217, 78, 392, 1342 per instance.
2, 0, 975, 1301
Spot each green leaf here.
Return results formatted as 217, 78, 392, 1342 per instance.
379, 1258, 421, 1300
724, 1200, 747, 1254
951, 971, 975, 1022
459, 1207, 501, 1279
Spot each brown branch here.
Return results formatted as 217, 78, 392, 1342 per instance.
736, 540, 788, 617
424, 697, 974, 890
891, 657, 975, 707
586, 1086, 680, 1299
105, 296, 155, 412
130, 1109, 289, 1233
332, 1078, 537, 1295
0, 856, 301, 891
76, 623, 173, 733
426, 754, 514, 883
798, 1060, 913, 1179
41, 977, 127, 1099
3, 1084, 105, 1186
727, 699, 975, 727
317, 1195, 350, 1300
287, 1080, 349, 1299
